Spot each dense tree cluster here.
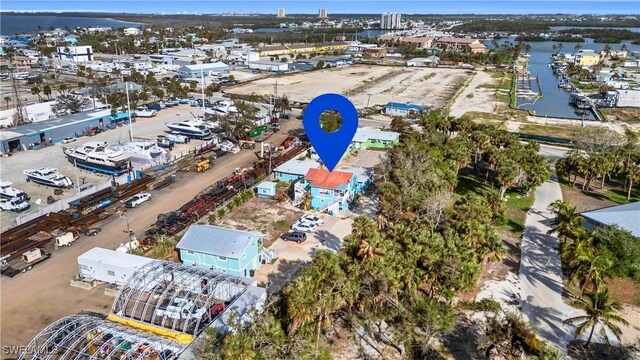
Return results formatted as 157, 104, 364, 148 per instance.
199, 115, 552, 358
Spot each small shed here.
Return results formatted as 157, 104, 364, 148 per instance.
77, 247, 156, 285
256, 181, 277, 199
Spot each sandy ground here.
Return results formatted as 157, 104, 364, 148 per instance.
450, 71, 500, 118
0, 114, 303, 350
229, 65, 469, 109
526, 115, 632, 134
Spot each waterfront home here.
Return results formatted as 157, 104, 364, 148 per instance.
176, 225, 265, 277
575, 49, 600, 67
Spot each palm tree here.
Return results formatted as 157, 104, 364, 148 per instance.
564, 288, 628, 348
626, 165, 640, 200
548, 200, 583, 242
31, 86, 43, 102
3, 96, 11, 110
569, 249, 612, 295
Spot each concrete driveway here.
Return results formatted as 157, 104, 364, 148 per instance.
254, 214, 353, 292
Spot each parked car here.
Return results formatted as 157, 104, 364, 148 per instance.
299, 214, 324, 226
281, 231, 307, 243
124, 192, 151, 208
291, 221, 318, 233
84, 227, 102, 236
61, 137, 77, 144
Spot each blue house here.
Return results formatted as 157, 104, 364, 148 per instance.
384, 102, 426, 117
176, 225, 264, 277
337, 166, 374, 193
273, 159, 319, 183
304, 168, 357, 214
256, 181, 276, 199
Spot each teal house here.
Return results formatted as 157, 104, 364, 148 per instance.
176, 225, 264, 277
304, 168, 357, 214
256, 181, 276, 199
351, 128, 400, 150
338, 166, 374, 193
273, 159, 319, 183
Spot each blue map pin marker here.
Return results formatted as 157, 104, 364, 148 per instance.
303, 93, 358, 172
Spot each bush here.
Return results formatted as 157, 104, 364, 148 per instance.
208, 213, 216, 225
274, 219, 289, 229
218, 208, 225, 218
593, 225, 640, 281
458, 298, 501, 312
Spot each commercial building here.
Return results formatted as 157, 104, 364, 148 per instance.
277, 8, 286, 18
319, 8, 328, 18
363, 47, 387, 58
304, 168, 357, 214
575, 49, 601, 66
77, 247, 155, 286
176, 225, 265, 277
384, 102, 426, 117
581, 202, 640, 237
351, 128, 401, 149
57, 45, 94, 63
0, 108, 112, 154
257, 42, 348, 57
380, 13, 402, 29
247, 61, 289, 73
378, 35, 433, 48
178, 62, 229, 78
435, 37, 486, 53
407, 56, 440, 67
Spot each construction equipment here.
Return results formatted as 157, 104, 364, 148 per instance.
238, 139, 256, 150
196, 159, 210, 173
1, 248, 51, 278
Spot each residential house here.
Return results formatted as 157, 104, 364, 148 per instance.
256, 181, 277, 199
384, 102, 426, 117
176, 225, 265, 277
337, 166, 374, 193
123, 27, 141, 36
351, 128, 401, 149
304, 168, 357, 214
13, 55, 37, 67
574, 49, 600, 66
581, 202, 640, 238
273, 158, 319, 183
436, 37, 486, 53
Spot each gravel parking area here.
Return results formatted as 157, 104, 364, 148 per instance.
229, 65, 470, 109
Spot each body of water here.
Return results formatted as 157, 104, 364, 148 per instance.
0, 14, 142, 35
494, 37, 639, 119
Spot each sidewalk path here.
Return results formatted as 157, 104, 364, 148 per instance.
519, 174, 577, 355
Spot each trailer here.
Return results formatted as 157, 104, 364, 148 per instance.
77, 247, 155, 286
1, 248, 51, 277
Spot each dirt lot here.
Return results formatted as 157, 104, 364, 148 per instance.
450, 71, 501, 118
229, 65, 470, 109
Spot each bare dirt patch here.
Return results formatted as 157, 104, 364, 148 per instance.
450, 71, 500, 118
215, 197, 303, 247
229, 65, 470, 109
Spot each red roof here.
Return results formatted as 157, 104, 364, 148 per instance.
305, 168, 353, 190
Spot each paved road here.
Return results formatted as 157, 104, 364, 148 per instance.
520, 174, 576, 354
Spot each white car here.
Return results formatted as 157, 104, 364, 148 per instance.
124, 192, 151, 208
300, 214, 324, 226
291, 221, 318, 233
61, 137, 77, 144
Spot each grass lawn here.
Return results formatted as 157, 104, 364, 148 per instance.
519, 123, 580, 140
600, 108, 640, 125
558, 175, 639, 213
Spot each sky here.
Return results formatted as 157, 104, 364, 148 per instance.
1, 1, 639, 15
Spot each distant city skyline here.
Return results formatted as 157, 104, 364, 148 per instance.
1, 1, 639, 15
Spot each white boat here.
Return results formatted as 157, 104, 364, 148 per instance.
0, 180, 30, 201
166, 119, 213, 139
207, 100, 238, 115
63, 141, 131, 175
134, 107, 158, 118
113, 141, 169, 164
23, 168, 74, 188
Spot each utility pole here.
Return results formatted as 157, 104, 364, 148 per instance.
201, 69, 205, 112
9, 69, 26, 125
125, 81, 133, 141
73, 158, 81, 194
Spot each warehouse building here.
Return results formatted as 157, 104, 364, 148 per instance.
247, 61, 289, 73
0, 108, 112, 154
178, 62, 229, 78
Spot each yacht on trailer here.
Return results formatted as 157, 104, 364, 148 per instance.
112, 141, 170, 164
23, 168, 74, 188
63, 141, 131, 175
165, 119, 213, 139
0, 180, 30, 201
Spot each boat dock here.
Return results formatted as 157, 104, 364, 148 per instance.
516, 72, 540, 97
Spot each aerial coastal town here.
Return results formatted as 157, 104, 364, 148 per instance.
0, 4, 639, 360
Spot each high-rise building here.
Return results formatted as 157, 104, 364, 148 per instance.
318, 8, 328, 18
277, 8, 286, 18
380, 13, 402, 29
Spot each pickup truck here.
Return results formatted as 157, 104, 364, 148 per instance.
167, 133, 188, 144
155, 298, 207, 320
124, 192, 151, 208
0, 197, 30, 212
1, 248, 51, 277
